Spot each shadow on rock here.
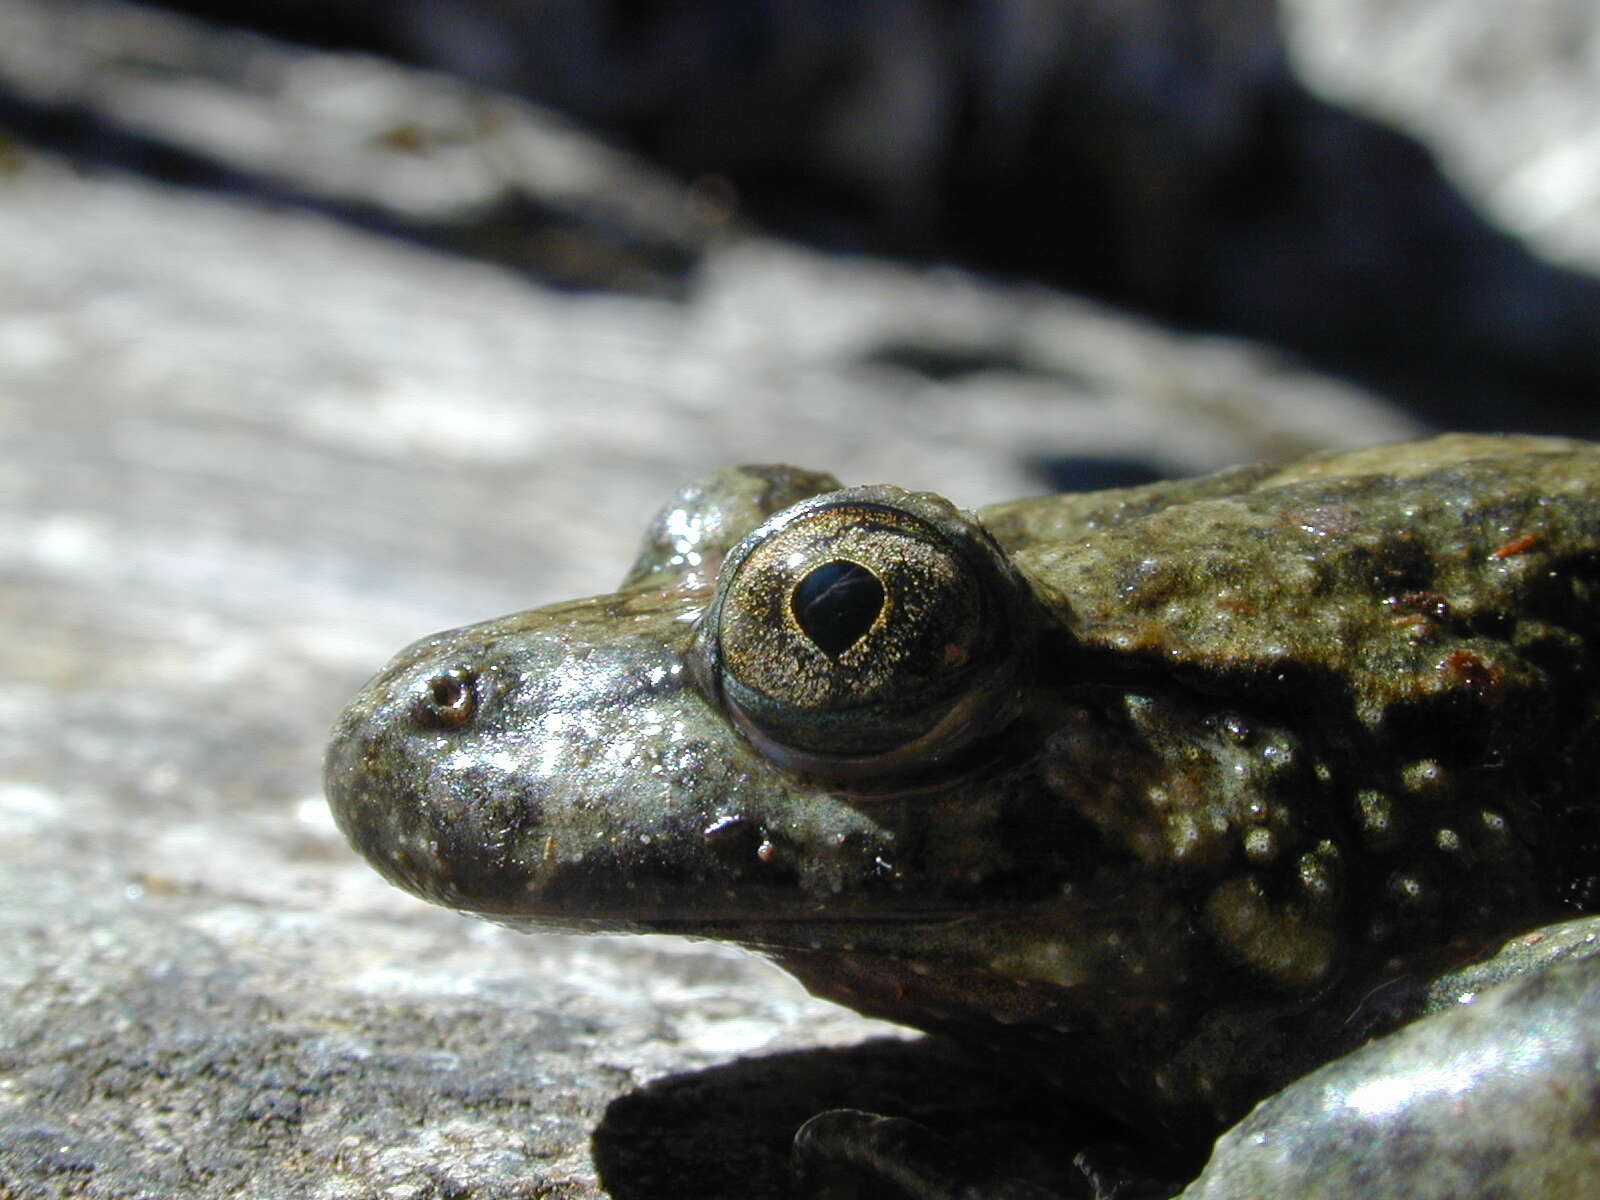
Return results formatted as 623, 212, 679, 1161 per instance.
590, 1036, 1195, 1200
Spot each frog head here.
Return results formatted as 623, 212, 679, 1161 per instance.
324, 467, 1054, 941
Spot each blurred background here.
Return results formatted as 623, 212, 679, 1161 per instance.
1, 2, 1597, 1196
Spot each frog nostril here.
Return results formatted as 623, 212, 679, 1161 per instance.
416, 667, 477, 729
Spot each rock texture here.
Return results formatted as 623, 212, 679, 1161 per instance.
0, 1, 1593, 1197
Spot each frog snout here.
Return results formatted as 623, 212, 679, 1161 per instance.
322, 645, 512, 903
323, 594, 833, 924
322, 609, 713, 920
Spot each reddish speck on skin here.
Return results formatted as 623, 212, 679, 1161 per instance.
1491, 533, 1539, 559
1387, 591, 1452, 638
1442, 648, 1502, 697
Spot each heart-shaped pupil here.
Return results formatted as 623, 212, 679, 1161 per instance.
791, 559, 885, 658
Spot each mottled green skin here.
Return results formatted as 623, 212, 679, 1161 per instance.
326, 435, 1600, 1187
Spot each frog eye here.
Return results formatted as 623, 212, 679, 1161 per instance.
697, 486, 1028, 779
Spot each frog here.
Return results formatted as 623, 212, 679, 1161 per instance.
324, 433, 1600, 1198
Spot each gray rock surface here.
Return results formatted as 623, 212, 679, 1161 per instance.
1285, 0, 1600, 271
0, 2, 1593, 1198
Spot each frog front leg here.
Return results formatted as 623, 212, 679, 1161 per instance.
1178, 917, 1600, 1200
793, 919, 1600, 1200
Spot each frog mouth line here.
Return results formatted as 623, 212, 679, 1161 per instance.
640, 912, 982, 931
486, 909, 1000, 938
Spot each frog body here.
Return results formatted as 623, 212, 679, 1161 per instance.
325, 434, 1600, 1195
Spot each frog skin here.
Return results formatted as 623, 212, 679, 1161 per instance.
325, 434, 1600, 1198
